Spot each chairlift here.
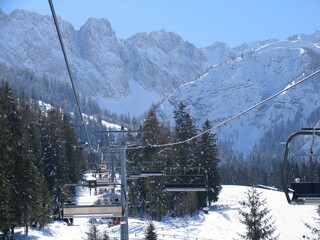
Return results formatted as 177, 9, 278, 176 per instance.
163, 183, 207, 192
83, 168, 110, 174
138, 171, 164, 177
64, 179, 119, 189
61, 182, 123, 221
281, 128, 320, 205
126, 173, 140, 180
162, 166, 208, 192
126, 171, 164, 180
127, 159, 166, 179
62, 204, 123, 218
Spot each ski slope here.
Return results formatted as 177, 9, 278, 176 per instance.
14, 185, 317, 240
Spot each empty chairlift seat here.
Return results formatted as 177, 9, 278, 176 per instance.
162, 166, 209, 192
281, 129, 320, 205
290, 182, 320, 205
163, 183, 207, 192
63, 204, 123, 218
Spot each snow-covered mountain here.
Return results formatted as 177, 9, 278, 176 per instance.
160, 38, 320, 153
0, 9, 204, 103
1, 9, 319, 154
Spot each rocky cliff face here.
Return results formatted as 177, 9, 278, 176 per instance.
124, 30, 205, 95
0, 9, 206, 100
160, 37, 320, 153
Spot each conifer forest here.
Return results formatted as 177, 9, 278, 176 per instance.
0, 80, 319, 236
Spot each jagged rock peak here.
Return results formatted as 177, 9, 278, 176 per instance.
206, 41, 230, 50
8, 9, 51, 23
287, 29, 320, 43
0, 8, 7, 21
80, 17, 115, 38
5, 9, 75, 33
232, 39, 279, 53
126, 29, 191, 51
313, 29, 320, 39
0, 8, 7, 16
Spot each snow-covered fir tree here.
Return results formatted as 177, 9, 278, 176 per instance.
304, 206, 320, 240
238, 186, 279, 240
0, 82, 79, 234
173, 102, 197, 167
127, 106, 172, 220
196, 119, 221, 205
145, 221, 157, 240
0, 83, 16, 235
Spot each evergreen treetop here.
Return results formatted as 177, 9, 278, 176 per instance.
145, 221, 157, 240
238, 186, 279, 240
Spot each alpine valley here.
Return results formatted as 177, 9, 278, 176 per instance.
0, 9, 319, 154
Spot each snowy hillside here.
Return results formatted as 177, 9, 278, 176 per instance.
13, 185, 317, 240
159, 38, 320, 153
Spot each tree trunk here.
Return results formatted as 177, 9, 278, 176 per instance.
24, 212, 29, 236
25, 223, 29, 236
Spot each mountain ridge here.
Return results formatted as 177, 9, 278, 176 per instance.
1, 9, 319, 154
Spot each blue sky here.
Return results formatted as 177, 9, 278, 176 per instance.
1, 0, 319, 48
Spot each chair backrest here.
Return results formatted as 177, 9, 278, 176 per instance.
291, 182, 313, 194
163, 183, 207, 192
63, 204, 123, 218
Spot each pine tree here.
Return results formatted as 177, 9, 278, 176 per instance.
86, 224, 100, 240
238, 186, 279, 240
0, 84, 54, 234
173, 102, 197, 167
145, 221, 157, 240
0, 83, 15, 234
31, 174, 53, 228
15, 96, 47, 235
61, 114, 78, 184
127, 107, 172, 220
197, 119, 221, 206
172, 102, 198, 216
101, 231, 110, 240
85, 225, 109, 240
304, 206, 320, 240
23, 100, 52, 228
0, 83, 78, 232
141, 107, 170, 220
1, 84, 34, 234
181, 192, 198, 216
41, 108, 72, 216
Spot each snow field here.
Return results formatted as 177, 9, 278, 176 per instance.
14, 185, 317, 240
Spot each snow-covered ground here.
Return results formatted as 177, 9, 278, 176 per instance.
14, 185, 317, 240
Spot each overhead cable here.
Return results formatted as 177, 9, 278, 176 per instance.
48, 0, 92, 149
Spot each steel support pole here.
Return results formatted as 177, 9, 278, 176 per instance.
120, 139, 128, 240
107, 149, 116, 195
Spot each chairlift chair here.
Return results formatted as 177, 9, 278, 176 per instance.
162, 167, 208, 192
281, 128, 320, 205
62, 204, 123, 218
163, 183, 207, 192
127, 159, 166, 179
126, 173, 140, 180
126, 171, 164, 180
138, 171, 164, 177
